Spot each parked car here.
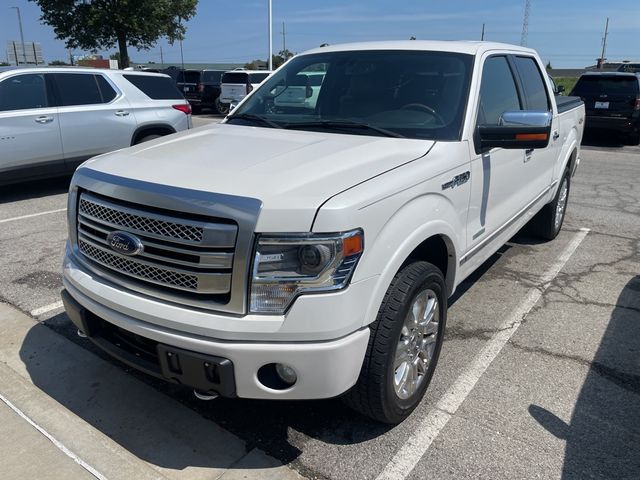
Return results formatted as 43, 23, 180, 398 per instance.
61, 41, 584, 424
0, 67, 192, 185
218, 70, 271, 113
178, 69, 226, 114
570, 71, 640, 144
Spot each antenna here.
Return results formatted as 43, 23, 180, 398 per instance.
520, 0, 531, 47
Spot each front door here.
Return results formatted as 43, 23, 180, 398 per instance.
0, 72, 64, 180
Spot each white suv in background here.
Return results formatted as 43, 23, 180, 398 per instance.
219, 70, 271, 112
0, 67, 192, 186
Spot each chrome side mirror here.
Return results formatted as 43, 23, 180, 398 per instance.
478, 111, 552, 150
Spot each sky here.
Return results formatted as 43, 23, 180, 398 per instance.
1, 0, 639, 68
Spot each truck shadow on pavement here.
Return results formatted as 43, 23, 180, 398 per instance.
528, 275, 640, 479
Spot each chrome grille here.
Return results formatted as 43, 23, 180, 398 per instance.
79, 240, 199, 291
76, 192, 236, 299
79, 197, 203, 242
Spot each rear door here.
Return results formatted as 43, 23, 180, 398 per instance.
52, 72, 137, 170
512, 55, 557, 189
0, 72, 64, 178
572, 75, 639, 119
220, 72, 248, 103
177, 70, 201, 101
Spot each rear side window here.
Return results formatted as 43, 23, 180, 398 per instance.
53, 73, 103, 106
96, 75, 118, 102
123, 74, 184, 100
249, 73, 269, 83
202, 71, 223, 83
572, 76, 639, 96
222, 72, 248, 84
478, 56, 522, 125
514, 56, 550, 110
0, 73, 48, 111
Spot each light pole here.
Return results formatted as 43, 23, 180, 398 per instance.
268, 0, 273, 70
10, 6, 27, 65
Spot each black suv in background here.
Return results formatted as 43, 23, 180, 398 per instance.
571, 72, 640, 144
176, 69, 226, 114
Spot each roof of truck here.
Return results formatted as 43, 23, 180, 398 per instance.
302, 40, 537, 57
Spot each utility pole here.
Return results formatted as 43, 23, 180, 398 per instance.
520, 0, 531, 47
599, 17, 609, 69
281, 21, 286, 54
10, 7, 27, 65
268, 0, 273, 70
160, 45, 164, 68
178, 16, 185, 71
481, 23, 485, 41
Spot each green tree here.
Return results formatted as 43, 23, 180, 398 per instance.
29, 0, 198, 68
0, 62, 9, 67
48, 59, 69, 66
546, 61, 553, 70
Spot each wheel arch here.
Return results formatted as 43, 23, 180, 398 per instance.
131, 123, 176, 145
356, 198, 462, 329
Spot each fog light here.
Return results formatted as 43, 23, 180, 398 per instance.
275, 363, 297, 385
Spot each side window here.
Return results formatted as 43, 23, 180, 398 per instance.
0, 74, 48, 111
478, 56, 521, 125
53, 73, 102, 106
514, 56, 550, 110
96, 75, 118, 103
123, 74, 184, 100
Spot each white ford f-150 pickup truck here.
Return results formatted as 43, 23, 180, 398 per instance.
62, 41, 585, 424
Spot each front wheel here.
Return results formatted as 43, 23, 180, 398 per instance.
342, 261, 447, 424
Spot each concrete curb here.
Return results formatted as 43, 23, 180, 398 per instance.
0, 302, 304, 480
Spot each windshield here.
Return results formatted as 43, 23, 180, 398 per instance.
222, 72, 248, 84
572, 76, 639, 96
230, 50, 473, 140
203, 71, 224, 82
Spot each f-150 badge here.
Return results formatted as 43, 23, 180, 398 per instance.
442, 171, 470, 190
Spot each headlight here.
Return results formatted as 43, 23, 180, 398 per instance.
250, 229, 364, 314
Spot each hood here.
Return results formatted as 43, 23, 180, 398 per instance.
81, 124, 433, 231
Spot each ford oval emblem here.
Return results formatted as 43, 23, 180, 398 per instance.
106, 231, 144, 256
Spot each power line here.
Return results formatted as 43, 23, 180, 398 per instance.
520, 0, 531, 46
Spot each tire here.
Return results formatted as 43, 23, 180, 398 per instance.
530, 171, 570, 240
215, 97, 230, 115
135, 134, 162, 144
342, 261, 447, 424
628, 132, 640, 146
191, 105, 202, 115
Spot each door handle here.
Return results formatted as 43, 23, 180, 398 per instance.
34, 115, 53, 124
114, 110, 130, 117
552, 131, 560, 141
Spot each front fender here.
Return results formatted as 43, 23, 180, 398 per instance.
356, 194, 461, 327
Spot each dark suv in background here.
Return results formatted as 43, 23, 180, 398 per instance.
176, 69, 226, 114
571, 72, 640, 144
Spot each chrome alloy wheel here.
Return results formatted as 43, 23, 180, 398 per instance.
393, 289, 440, 400
555, 178, 569, 231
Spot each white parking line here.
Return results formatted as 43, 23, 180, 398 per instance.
0, 208, 66, 224
0, 391, 108, 480
376, 228, 591, 480
30, 301, 64, 317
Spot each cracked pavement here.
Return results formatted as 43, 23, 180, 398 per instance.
0, 138, 639, 480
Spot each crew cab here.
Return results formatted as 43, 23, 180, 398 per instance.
61, 41, 584, 424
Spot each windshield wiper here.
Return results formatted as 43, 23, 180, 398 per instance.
226, 113, 282, 129
283, 120, 405, 138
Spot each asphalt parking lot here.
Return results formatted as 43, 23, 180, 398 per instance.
0, 121, 638, 479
